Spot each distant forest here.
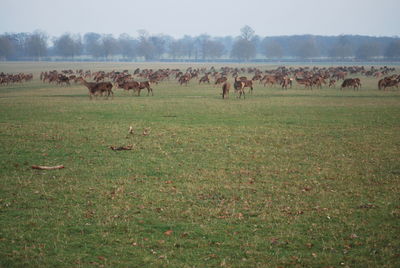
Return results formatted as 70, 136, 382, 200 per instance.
1, 26, 400, 62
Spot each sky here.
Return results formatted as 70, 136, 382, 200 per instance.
1, 0, 399, 38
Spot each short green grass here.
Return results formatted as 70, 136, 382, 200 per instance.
0, 62, 399, 267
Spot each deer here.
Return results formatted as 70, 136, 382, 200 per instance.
241, 79, 254, 94
137, 81, 153, 96
234, 77, 245, 99
340, 78, 360, 91
328, 79, 336, 88
261, 75, 277, 87
214, 76, 227, 86
178, 74, 190, 86
295, 76, 312, 89
281, 76, 292, 90
199, 74, 210, 84
77, 78, 113, 99
116, 80, 153, 96
222, 82, 231, 99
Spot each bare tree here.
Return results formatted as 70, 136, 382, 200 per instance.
295, 37, 320, 59
101, 34, 119, 59
384, 40, 400, 59
240, 25, 255, 41
181, 35, 195, 59
83, 32, 102, 58
231, 26, 256, 61
263, 39, 283, 59
329, 35, 353, 59
206, 39, 225, 59
355, 42, 381, 59
169, 40, 183, 59
118, 33, 137, 59
136, 31, 168, 60
53, 33, 82, 59
149, 35, 168, 59
0, 35, 14, 60
25, 31, 48, 60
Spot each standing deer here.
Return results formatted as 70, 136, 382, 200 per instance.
77, 78, 113, 99
234, 77, 245, 99
222, 82, 231, 99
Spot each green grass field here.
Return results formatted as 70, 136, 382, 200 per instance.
0, 62, 399, 267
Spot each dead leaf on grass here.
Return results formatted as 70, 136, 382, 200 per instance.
306, 243, 313, 248
110, 145, 133, 151
164, 230, 173, 236
350, 233, 358, 239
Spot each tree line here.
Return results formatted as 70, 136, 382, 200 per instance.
0, 26, 399, 61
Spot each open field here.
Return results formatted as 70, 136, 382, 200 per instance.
0, 62, 400, 267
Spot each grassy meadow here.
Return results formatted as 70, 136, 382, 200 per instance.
0, 62, 399, 267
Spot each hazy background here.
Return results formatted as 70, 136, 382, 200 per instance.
1, 0, 399, 37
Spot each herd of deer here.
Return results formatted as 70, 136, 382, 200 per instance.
29, 65, 400, 99
378, 75, 400, 91
174, 65, 397, 97
0, 72, 33, 86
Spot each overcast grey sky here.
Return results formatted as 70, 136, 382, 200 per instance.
1, 0, 399, 38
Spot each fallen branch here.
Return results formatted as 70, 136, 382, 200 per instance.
110, 145, 133, 151
32, 165, 64, 170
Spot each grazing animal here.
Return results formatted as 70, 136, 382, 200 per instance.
57, 75, 70, 86
295, 77, 312, 89
214, 77, 227, 86
178, 75, 190, 86
311, 76, 325, 89
137, 81, 153, 96
262, 75, 277, 87
340, 78, 361, 90
328, 79, 336, 88
199, 75, 210, 84
222, 82, 231, 99
119, 80, 140, 92
242, 79, 254, 94
378, 77, 399, 91
233, 77, 245, 99
117, 80, 153, 96
353, 78, 361, 89
281, 76, 292, 90
78, 78, 113, 99
251, 74, 262, 81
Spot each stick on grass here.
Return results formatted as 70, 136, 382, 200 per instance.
31, 165, 65, 170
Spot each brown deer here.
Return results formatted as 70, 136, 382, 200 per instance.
117, 80, 140, 92
295, 76, 312, 89
137, 81, 153, 96
262, 75, 277, 87
77, 78, 113, 99
328, 79, 336, 88
281, 76, 292, 90
234, 77, 245, 99
251, 74, 262, 81
117, 80, 153, 96
242, 79, 254, 94
214, 77, 227, 86
222, 82, 231, 99
378, 77, 398, 91
178, 75, 190, 86
199, 74, 210, 84
340, 78, 360, 91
